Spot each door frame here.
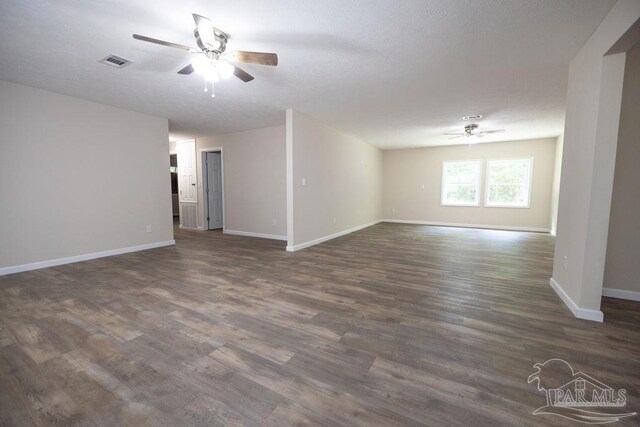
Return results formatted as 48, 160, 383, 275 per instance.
200, 147, 225, 231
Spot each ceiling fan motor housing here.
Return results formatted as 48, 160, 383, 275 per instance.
194, 27, 228, 53
464, 124, 480, 136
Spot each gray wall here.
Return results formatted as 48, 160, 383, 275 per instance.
287, 110, 383, 249
604, 46, 640, 294
550, 135, 564, 235
196, 126, 287, 238
382, 138, 558, 231
551, 0, 639, 318
0, 80, 173, 271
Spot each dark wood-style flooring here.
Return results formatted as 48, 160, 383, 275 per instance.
1, 223, 639, 426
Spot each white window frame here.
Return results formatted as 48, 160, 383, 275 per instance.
484, 157, 534, 208
441, 160, 483, 207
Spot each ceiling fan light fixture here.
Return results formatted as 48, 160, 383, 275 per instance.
192, 55, 219, 82
191, 55, 209, 73
217, 61, 234, 79
133, 12, 278, 97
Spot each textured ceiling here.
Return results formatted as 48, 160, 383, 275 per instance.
0, 0, 615, 148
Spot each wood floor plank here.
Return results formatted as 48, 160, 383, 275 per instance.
0, 223, 639, 426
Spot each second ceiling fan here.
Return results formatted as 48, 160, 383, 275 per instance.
443, 124, 504, 140
133, 13, 278, 97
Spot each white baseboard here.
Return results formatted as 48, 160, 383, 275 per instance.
223, 229, 287, 241
286, 220, 381, 252
381, 219, 550, 233
602, 287, 640, 302
549, 278, 604, 322
0, 240, 176, 277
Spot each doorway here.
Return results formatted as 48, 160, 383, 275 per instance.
203, 150, 224, 230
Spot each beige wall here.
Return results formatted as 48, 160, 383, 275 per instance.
0, 80, 173, 271
196, 126, 287, 238
287, 110, 382, 249
552, 0, 639, 318
550, 134, 564, 235
604, 47, 640, 295
382, 138, 557, 231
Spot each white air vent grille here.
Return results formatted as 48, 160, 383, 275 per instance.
180, 203, 198, 229
99, 54, 132, 68
463, 114, 483, 120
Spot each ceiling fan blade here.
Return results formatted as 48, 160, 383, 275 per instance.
233, 65, 254, 82
192, 14, 218, 48
223, 51, 278, 66
133, 34, 194, 51
177, 64, 195, 75
448, 136, 464, 140
481, 129, 505, 134
443, 133, 464, 136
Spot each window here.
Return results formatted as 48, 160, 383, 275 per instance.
441, 160, 482, 206
485, 158, 533, 208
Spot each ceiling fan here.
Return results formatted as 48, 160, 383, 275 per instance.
443, 124, 505, 140
133, 14, 278, 97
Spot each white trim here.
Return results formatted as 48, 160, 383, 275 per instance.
286, 220, 381, 252
484, 157, 534, 208
602, 287, 640, 302
549, 278, 604, 322
0, 240, 176, 276
381, 219, 550, 233
223, 229, 287, 241
441, 159, 483, 207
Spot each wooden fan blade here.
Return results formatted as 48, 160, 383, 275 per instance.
177, 64, 194, 75
224, 51, 278, 66
133, 34, 194, 51
233, 65, 254, 82
481, 129, 505, 134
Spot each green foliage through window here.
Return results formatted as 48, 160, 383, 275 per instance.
442, 161, 481, 205
486, 159, 532, 207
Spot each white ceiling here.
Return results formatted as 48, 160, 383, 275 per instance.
0, 0, 615, 149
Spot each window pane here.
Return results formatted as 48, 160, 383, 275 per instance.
486, 158, 532, 207
488, 160, 528, 184
446, 184, 477, 204
442, 161, 481, 205
445, 162, 479, 184
488, 184, 526, 205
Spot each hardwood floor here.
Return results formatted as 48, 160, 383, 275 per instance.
1, 223, 639, 426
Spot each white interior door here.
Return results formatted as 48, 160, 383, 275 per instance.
205, 151, 223, 229
177, 140, 197, 203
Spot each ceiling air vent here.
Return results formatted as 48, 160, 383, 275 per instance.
99, 54, 132, 68
462, 114, 483, 120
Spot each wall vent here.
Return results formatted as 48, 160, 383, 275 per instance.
99, 54, 132, 68
180, 203, 198, 229
462, 114, 483, 120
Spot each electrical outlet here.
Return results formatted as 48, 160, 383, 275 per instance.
146, 225, 152, 233
272, 219, 277, 226
332, 217, 337, 224
563, 255, 568, 270
302, 178, 307, 186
